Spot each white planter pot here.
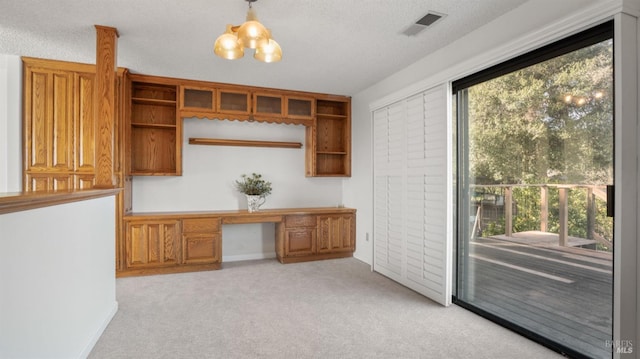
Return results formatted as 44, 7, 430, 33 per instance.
246, 195, 266, 213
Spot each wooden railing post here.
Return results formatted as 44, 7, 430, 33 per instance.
586, 187, 595, 240
540, 186, 548, 232
559, 187, 568, 246
504, 186, 512, 237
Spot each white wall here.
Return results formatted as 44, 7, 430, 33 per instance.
0, 54, 22, 192
0, 196, 118, 359
132, 118, 344, 260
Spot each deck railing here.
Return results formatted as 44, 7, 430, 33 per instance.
470, 184, 611, 249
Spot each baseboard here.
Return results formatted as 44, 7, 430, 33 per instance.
79, 301, 118, 359
223, 252, 277, 262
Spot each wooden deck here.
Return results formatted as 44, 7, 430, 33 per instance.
490, 230, 598, 248
464, 236, 612, 358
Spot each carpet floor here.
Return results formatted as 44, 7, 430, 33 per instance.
89, 258, 562, 359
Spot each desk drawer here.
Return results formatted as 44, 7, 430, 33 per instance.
182, 218, 221, 233
285, 215, 317, 228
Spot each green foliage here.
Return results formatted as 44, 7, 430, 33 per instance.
467, 40, 613, 186
234, 173, 272, 196
465, 39, 614, 250
483, 220, 505, 237
512, 187, 541, 232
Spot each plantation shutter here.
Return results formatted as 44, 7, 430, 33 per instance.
373, 103, 405, 276
373, 84, 452, 306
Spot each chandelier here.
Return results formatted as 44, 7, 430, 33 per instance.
214, 0, 282, 63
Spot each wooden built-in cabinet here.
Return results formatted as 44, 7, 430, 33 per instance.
179, 84, 315, 123
120, 208, 355, 276
122, 216, 222, 276
23, 58, 97, 190
281, 215, 317, 257
182, 218, 222, 266
23, 57, 128, 189
22, 57, 354, 277
125, 219, 180, 269
307, 97, 351, 177
275, 212, 355, 264
23, 57, 131, 273
137, 77, 347, 177
22, 54, 354, 279
128, 75, 181, 176
317, 214, 355, 253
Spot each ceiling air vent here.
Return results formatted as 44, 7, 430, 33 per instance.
402, 11, 445, 36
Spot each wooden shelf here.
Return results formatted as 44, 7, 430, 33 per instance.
132, 97, 176, 106
317, 151, 347, 155
129, 79, 181, 176
189, 138, 303, 149
131, 170, 179, 176
131, 123, 177, 129
316, 113, 348, 119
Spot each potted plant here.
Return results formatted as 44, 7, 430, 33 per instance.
235, 173, 272, 212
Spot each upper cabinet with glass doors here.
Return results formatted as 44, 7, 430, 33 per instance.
179, 84, 314, 125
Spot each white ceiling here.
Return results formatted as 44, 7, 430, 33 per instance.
0, 0, 531, 95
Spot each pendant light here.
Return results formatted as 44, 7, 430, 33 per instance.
213, 0, 282, 62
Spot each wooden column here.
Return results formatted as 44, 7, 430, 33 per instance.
540, 186, 548, 232
504, 186, 513, 237
558, 187, 568, 246
94, 25, 119, 188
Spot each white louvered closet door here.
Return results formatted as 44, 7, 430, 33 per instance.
373, 84, 452, 306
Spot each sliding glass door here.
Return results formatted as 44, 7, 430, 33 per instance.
454, 21, 614, 359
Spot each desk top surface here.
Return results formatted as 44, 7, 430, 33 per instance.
124, 207, 356, 222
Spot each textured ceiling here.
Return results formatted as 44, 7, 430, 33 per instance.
0, 0, 531, 95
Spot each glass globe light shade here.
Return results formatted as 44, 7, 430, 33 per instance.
214, 25, 244, 60
237, 8, 269, 49
254, 38, 282, 63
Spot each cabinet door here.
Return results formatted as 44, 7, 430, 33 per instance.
74, 71, 96, 173
24, 61, 98, 192
217, 88, 250, 115
317, 214, 355, 253
182, 218, 222, 265
24, 67, 74, 174
285, 96, 314, 119
183, 233, 221, 264
253, 92, 283, 118
75, 174, 95, 189
284, 229, 316, 256
180, 86, 216, 113
25, 173, 73, 191
125, 220, 180, 268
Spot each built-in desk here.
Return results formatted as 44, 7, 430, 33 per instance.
119, 207, 356, 277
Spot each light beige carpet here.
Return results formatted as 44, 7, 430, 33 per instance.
89, 258, 562, 359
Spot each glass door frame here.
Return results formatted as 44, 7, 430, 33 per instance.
452, 20, 615, 359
